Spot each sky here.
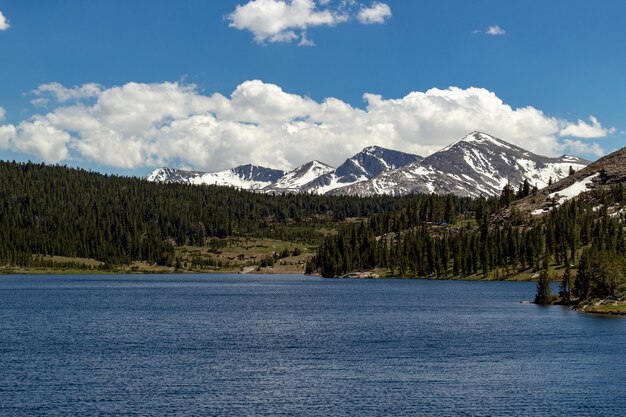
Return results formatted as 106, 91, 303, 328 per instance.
0, 0, 624, 176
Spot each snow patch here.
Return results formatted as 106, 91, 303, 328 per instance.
269, 160, 334, 191
547, 173, 599, 207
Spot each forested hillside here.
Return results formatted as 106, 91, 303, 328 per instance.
308, 171, 626, 306
0, 161, 475, 269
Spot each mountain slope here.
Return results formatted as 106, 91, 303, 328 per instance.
330, 132, 589, 198
506, 145, 626, 218
265, 160, 335, 193
147, 164, 285, 190
300, 146, 423, 194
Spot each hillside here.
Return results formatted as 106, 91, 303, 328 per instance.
500, 146, 626, 220
0, 160, 476, 273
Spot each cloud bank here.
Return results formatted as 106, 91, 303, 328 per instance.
0, 80, 612, 171
228, 0, 391, 45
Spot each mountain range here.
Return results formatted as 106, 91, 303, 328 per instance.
147, 132, 590, 198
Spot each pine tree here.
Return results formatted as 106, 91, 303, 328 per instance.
535, 270, 553, 305
559, 264, 572, 303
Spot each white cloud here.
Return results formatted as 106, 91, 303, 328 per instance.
474, 25, 505, 36
30, 98, 50, 107
0, 106, 5, 121
33, 82, 103, 102
228, 0, 391, 44
14, 119, 72, 163
560, 139, 605, 157
0, 11, 9, 31
0, 80, 612, 171
559, 115, 615, 138
357, 2, 391, 24
228, 0, 345, 44
0, 124, 16, 149
485, 25, 506, 36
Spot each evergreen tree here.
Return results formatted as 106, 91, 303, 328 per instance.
535, 271, 553, 305
559, 263, 572, 303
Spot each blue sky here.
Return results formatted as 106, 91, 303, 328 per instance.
0, 0, 624, 175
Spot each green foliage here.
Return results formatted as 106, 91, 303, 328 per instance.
559, 264, 573, 303
575, 248, 626, 299
259, 256, 274, 267
535, 271, 554, 305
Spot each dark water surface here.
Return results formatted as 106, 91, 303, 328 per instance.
0, 274, 624, 416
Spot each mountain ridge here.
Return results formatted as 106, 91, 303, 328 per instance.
335, 132, 590, 198
147, 132, 591, 198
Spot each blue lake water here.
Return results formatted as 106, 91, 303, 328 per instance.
0, 274, 625, 416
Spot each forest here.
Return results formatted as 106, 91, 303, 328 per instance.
308, 180, 626, 303
0, 160, 472, 268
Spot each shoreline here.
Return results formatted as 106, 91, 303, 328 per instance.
574, 299, 626, 316
4, 269, 624, 316
0, 267, 548, 282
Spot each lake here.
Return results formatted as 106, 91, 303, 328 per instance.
0, 274, 625, 416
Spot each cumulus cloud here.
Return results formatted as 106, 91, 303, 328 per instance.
0, 11, 9, 31
0, 80, 612, 170
0, 106, 5, 121
0, 124, 16, 149
227, 0, 391, 44
357, 2, 391, 24
559, 115, 615, 138
560, 139, 605, 157
13, 119, 71, 163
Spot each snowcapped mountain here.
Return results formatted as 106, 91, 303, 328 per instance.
147, 164, 285, 190
265, 160, 335, 193
299, 146, 423, 194
146, 167, 203, 184
146, 132, 591, 198
330, 132, 590, 198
